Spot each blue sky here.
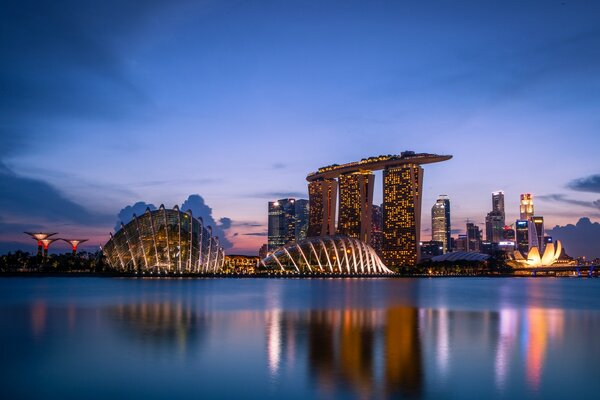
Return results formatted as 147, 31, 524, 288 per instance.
1, 1, 600, 256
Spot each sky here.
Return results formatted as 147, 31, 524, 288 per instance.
1, 0, 600, 257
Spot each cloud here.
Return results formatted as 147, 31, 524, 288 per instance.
0, 162, 113, 225
272, 163, 287, 169
234, 222, 264, 228
0, 0, 179, 157
547, 217, 600, 259
180, 194, 233, 250
242, 232, 268, 237
115, 202, 157, 231
113, 195, 235, 250
538, 194, 600, 209
567, 174, 600, 193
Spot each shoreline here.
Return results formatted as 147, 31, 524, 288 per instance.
0, 272, 587, 278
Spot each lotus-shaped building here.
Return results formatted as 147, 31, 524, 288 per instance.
260, 236, 393, 274
511, 240, 567, 267
103, 205, 225, 273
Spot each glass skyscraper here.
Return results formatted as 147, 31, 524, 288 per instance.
268, 198, 296, 250
294, 199, 310, 241
431, 195, 451, 253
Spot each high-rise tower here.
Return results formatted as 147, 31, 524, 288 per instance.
382, 164, 423, 267
268, 198, 296, 250
306, 152, 452, 267
492, 191, 505, 215
307, 179, 337, 237
431, 195, 451, 253
294, 199, 310, 241
337, 172, 375, 243
520, 194, 534, 221
530, 216, 545, 253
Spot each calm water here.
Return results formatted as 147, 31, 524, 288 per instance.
1, 278, 599, 399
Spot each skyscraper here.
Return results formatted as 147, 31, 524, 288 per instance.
520, 194, 534, 220
466, 222, 481, 252
492, 191, 505, 215
307, 179, 337, 237
485, 191, 505, 243
431, 195, 451, 253
294, 199, 310, 241
305, 152, 452, 267
371, 204, 384, 257
530, 216, 545, 253
268, 198, 296, 250
485, 212, 505, 243
337, 172, 375, 243
382, 164, 423, 267
515, 220, 529, 256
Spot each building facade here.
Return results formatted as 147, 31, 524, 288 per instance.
515, 219, 529, 256
382, 164, 423, 267
431, 195, 451, 253
337, 172, 375, 243
530, 216, 545, 253
294, 199, 310, 241
485, 211, 505, 243
305, 152, 452, 267
466, 222, 481, 252
268, 198, 296, 250
307, 179, 337, 237
520, 193, 534, 220
103, 205, 225, 273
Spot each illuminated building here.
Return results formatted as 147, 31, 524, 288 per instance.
24, 232, 58, 257
508, 240, 575, 267
530, 216, 545, 253
306, 152, 451, 267
61, 239, 88, 255
224, 254, 259, 273
466, 222, 481, 252
431, 195, 451, 253
515, 220, 529, 256
102, 205, 225, 273
294, 199, 310, 241
382, 164, 423, 266
260, 235, 392, 274
307, 179, 337, 237
520, 193, 534, 220
337, 172, 375, 243
370, 204, 383, 257
485, 211, 505, 243
268, 198, 296, 250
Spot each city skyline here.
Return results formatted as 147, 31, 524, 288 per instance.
1, 1, 600, 257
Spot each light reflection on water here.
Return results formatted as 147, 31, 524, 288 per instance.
1, 278, 600, 399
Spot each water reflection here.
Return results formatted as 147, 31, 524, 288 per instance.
107, 302, 208, 354
266, 307, 422, 398
6, 279, 600, 400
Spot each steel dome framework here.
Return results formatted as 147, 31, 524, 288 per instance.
260, 236, 392, 274
103, 205, 225, 273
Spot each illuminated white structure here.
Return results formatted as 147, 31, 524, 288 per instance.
103, 205, 225, 273
260, 235, 392, 274
516, 240, 564, 267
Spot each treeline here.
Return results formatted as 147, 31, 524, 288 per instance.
0, 251, 111, 273
395, 253, 512, 276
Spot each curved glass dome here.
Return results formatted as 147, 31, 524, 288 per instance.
103, 205, 225, 273
260, 236, 392, 274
